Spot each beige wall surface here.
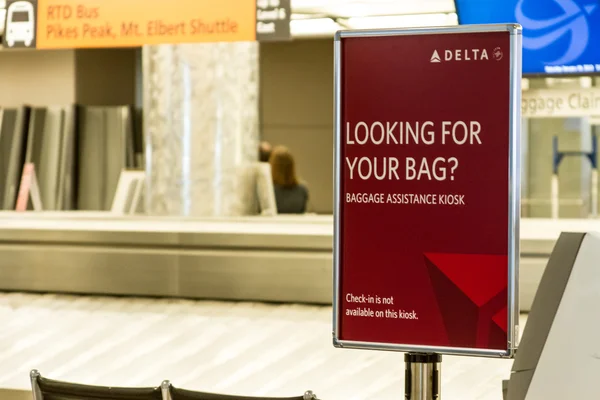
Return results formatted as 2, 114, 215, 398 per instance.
260, 39, 334, 214
0, 48, 137, 108
0, 49, 76, 106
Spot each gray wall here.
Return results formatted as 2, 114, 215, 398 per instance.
260, 39, 334, 214
75, 49, 137, 106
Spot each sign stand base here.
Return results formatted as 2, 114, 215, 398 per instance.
404, 353, 442, 400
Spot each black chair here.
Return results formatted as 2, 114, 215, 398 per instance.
30, 370, 165, 400
166, 383, 317, 400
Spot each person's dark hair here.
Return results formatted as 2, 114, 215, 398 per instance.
270, 146, 299, 188
259, 141, 272, 162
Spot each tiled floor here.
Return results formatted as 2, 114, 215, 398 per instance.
0, 292, 526, 400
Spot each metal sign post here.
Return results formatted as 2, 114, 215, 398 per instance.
333, 24, 522, 399
405, 353, 441, 400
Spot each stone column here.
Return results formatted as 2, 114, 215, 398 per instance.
143, 42, 259, 217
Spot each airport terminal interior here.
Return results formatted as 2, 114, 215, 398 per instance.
1, 0, 600, 399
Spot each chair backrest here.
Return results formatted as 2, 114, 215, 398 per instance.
30, 370, 318, 400
167, 385, 317, 400
30, 370, 164, 400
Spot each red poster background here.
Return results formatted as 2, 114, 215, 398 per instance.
339, 31, 512, 351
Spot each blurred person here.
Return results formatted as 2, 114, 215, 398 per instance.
234, 141, 278, 216
270, 145, 309, 214
259, 141, 272, 163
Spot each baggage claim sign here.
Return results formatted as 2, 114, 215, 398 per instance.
2, 0, 290, 49
333, 25, 522, 357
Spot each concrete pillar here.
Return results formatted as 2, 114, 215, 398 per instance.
143, 42, 260, 217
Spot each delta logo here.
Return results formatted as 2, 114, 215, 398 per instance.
430, 48, 503, 63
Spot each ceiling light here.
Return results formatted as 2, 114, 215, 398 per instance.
331, 3, 372, 18
290, 18, 342, 38
346, 13, 458, 29
291, 0, 456, 18
292, 13, 320, 20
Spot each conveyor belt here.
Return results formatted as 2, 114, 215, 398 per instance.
0, 292, 523, 400
0, 213, 597, 308
0, 213, 596, 253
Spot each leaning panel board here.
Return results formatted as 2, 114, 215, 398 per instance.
1, 107, 30, 210
0, 109, 17, 206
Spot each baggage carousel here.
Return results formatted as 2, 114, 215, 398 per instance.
0, 212, 598, 311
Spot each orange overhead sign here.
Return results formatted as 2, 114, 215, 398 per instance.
35, 0, 258, 49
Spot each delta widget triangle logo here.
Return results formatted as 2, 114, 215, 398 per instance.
430, 50, 441, 63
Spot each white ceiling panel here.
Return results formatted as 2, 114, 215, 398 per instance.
291, 0, 456, 18
290, 18, 341, 38
345, 12, 458, 29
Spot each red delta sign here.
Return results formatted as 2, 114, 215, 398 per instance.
333, 25, 522, 358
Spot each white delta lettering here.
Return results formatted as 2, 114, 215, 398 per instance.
444, 48, 489, 61
346, 293, 367, 303
441, 120, 481, 145
345, 120, 436, 181
346, 156, 400, 180
346, 121, 435, 145
346, 193, 385, 203
438, 194, 466, 205
406, 157, 458, 181
344, 120, 483, 181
